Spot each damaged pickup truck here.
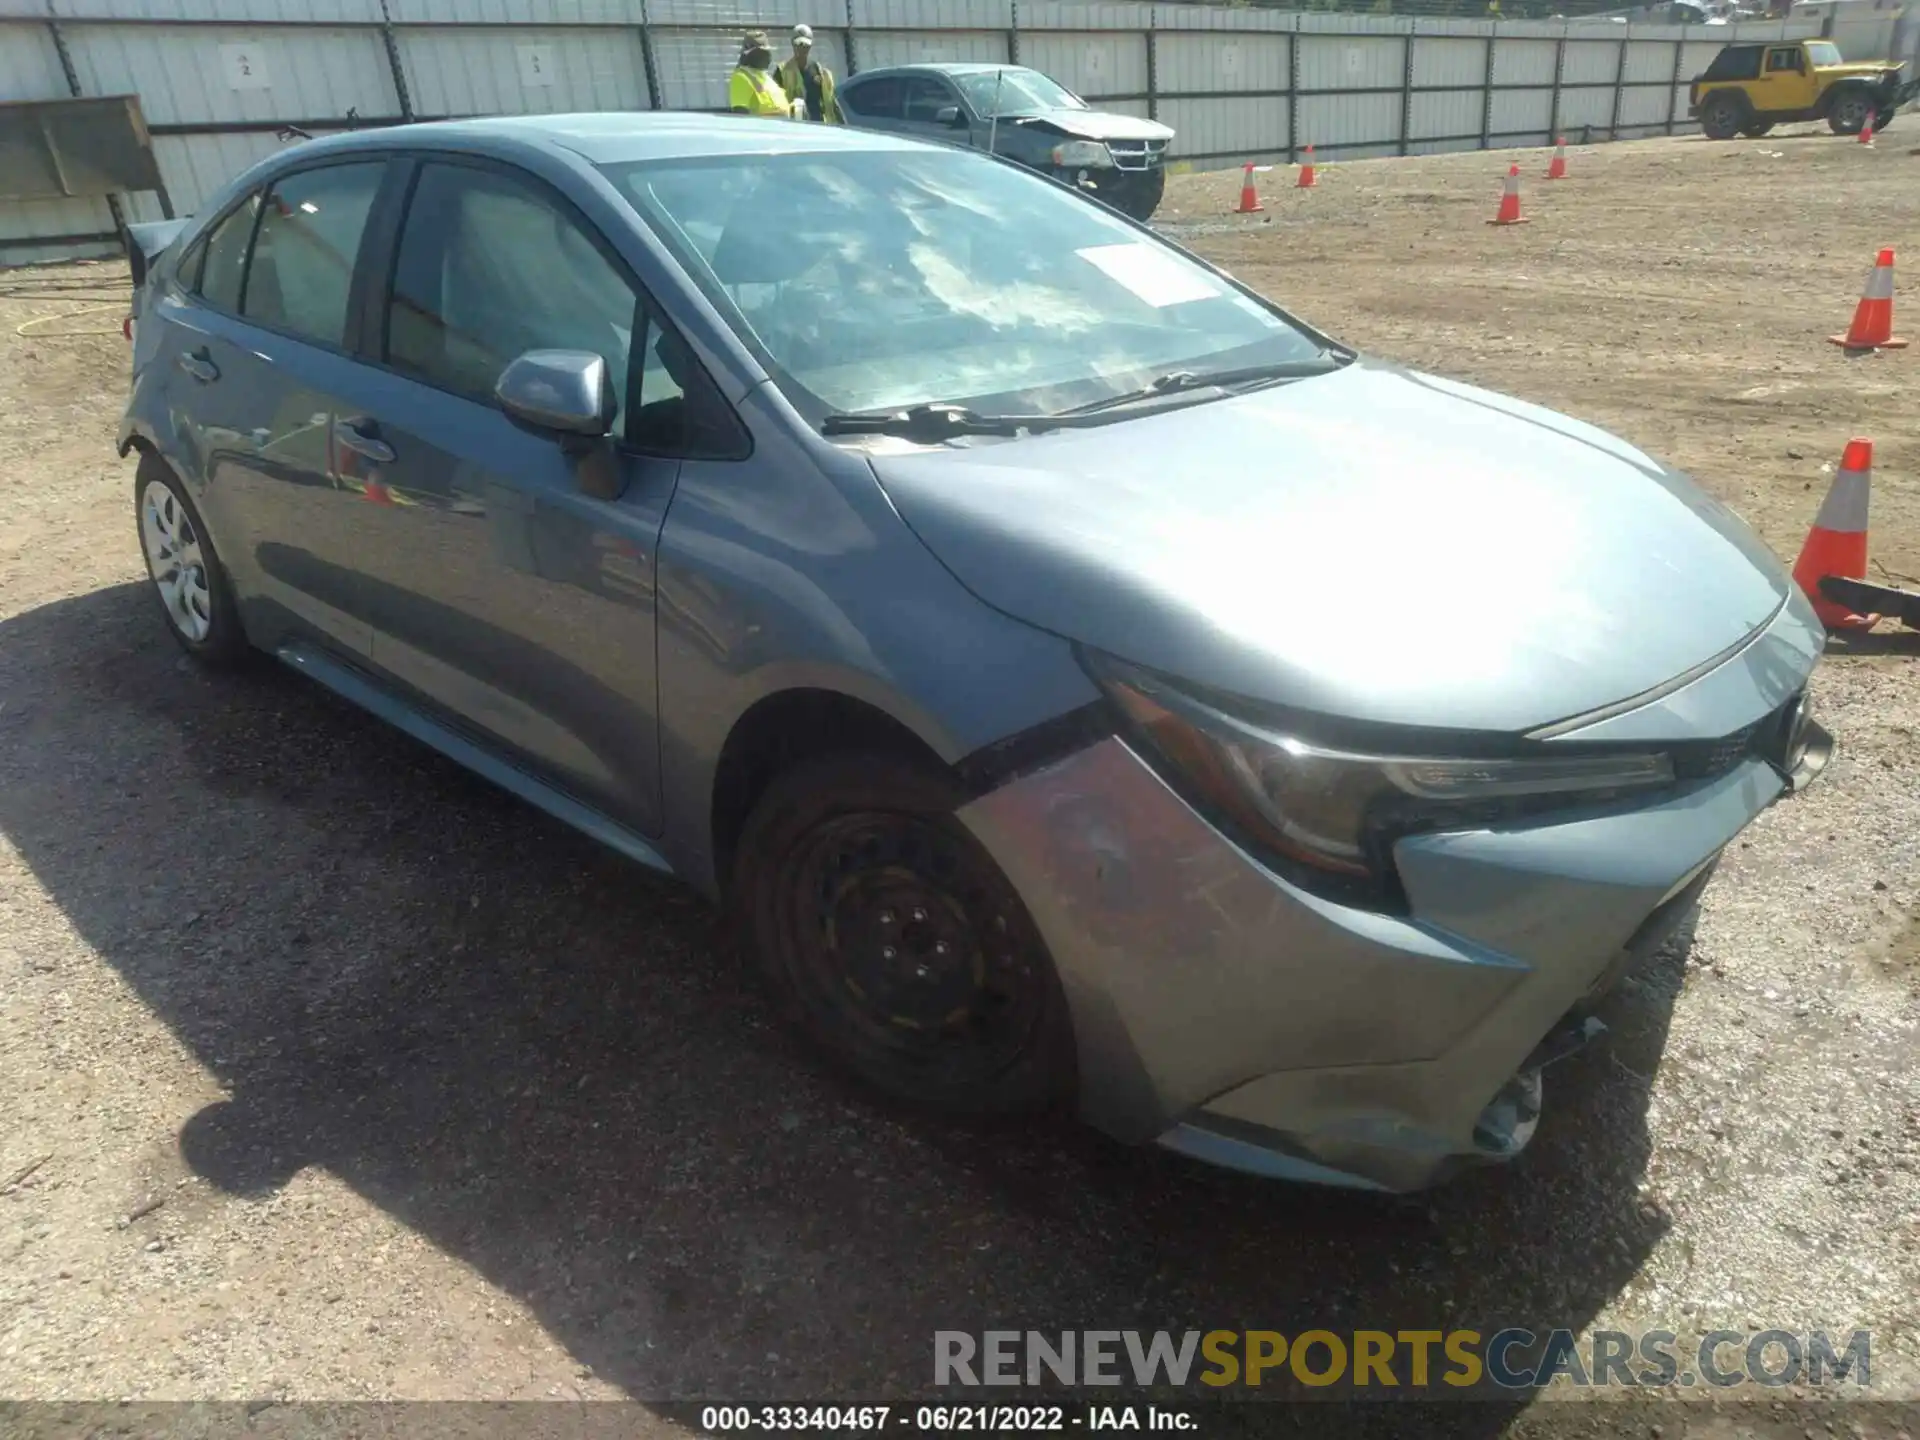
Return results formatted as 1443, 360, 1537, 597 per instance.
836, 62, 1174, 220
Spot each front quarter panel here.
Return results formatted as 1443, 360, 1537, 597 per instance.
653, 386, 1101, 897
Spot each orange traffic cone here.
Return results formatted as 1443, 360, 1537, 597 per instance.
1234, 162, 1263, 214
1297, 145, 1317, 188
1828, 248, 1906, 351
1860, 117, 1875, 146
1792, 439, 1881, 632
1546, 137, 1568, 179
1487, 164, 1528, 225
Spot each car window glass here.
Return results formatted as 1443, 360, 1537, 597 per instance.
196, 194, 259, 313
955, 67, 1087, 116
903, 77, 956, 124
387, 162, 638, 435
844, 75, 903, 118
1766, 47, 1800, 72
242, 163, 385, 348
610, 149, 1324, 421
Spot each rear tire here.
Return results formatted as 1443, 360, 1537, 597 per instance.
1700, 94, 1747, 140
134, 453, 250, 669
1827, 89, 1872, 134
731, 753, 1076, 1117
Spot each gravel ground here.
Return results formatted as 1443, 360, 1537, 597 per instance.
2, 131, 1918, 1436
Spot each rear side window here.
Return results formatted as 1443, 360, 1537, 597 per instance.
844, 75, 903, 118
196, 195, 260, 313
1703, 47, 1763, 81
242, 163, 385, 349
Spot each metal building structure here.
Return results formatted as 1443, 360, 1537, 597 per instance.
0, 0, 1815, 264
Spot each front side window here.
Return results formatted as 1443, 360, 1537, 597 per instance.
243, 163, 386, 348
386, 162, 640, 432
903, 76, 960, 124
954, 67, 1086, 116
606, 148, 1325, 421
196, 194, 261, 313
1766, 47, 1802, 73
1804, 41, 1842, 66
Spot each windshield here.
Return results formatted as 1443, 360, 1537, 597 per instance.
603, 149, 1327, 420
953, 67, 1085, 116
1804, 40, 1843, 66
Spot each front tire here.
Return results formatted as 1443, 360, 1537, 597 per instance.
1827, 89, 1872, 134
731, 754, 1076, 1116
135, 454, 249, 668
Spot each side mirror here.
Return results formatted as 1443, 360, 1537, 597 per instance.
495, 349, 624, 500
935, 104, 966, 127
496, 349, 615, 437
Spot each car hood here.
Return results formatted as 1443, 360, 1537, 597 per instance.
867, 360, 1792, 735
1007, 110, 1174, 143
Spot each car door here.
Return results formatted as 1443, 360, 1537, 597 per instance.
900, 74, 971, 144
317, 156, 742, 835
1759, 45, 1814, 111
838, 74, 905, 133
162, 158, 395, 663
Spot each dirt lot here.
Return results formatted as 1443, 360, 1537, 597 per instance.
3, 131, 1919, 1435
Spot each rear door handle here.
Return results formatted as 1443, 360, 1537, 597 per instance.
333, 418, 396, 465
176, 347, 218, 383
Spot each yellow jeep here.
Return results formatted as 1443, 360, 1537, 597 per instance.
1689, 39, 1916, 139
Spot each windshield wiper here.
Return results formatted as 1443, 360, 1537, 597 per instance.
821, 403, 1046, 443
1059, 356, 1348, 416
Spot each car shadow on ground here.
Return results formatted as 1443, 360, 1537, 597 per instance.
0, 582, 1690, 1427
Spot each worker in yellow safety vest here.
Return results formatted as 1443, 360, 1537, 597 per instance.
729, 31, 791, 117
776, 25, 844, 123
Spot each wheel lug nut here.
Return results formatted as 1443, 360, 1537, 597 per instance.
911, 908, 927, 922
934, 942, 949, 956
879, 910, 895, 925
881, 946, 897, 960
915, 964, 931, 979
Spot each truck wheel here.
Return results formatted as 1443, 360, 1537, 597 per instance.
1827, 89, 1872, 134
1739, 120, 1775, 137
1872, 108, 1895, 132
731, 753, 1077, 1117
1700, 94, 1746, 140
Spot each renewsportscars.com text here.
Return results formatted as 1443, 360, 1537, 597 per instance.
933, 1329, 1872, 1392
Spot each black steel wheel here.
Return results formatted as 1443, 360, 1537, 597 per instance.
731, 754, 1075, 1115
1827, 89, 1873, 134
1700, 94, 1747, 141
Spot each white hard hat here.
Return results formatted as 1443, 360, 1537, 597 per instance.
792, 23, 814, 42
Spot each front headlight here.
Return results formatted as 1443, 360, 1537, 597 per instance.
1092, 657, 1675, 904
1051, 140, 1114, 169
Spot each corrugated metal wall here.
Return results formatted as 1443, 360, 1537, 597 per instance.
1, 0, 1820, 262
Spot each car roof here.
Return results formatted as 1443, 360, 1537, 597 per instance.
844, 63, 1038, 80
272, 111, 931, 168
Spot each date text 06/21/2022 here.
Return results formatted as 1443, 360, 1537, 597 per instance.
698, 1405, 1194, 1432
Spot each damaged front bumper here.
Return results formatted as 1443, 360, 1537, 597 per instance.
956, 604, 1826, 1192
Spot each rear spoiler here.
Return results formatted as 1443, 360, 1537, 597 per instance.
122, 217, 191, 289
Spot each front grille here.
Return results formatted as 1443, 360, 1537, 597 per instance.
1107, 139, 1167, 172
1668, 690, 1804, 782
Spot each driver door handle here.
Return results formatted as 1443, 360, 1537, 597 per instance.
333, 417, 396, 464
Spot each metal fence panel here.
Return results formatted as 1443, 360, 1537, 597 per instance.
388, 0, 647, 20
397, 25, 651, 115
1408, 87, 1479, 142
1297, 88, 1398, 152
1021, 1, 1153, 30
1490, 35, 1556, 86
64, 23, 400, 125
852, 28, 1008, 67
0, 22, 71, 102
1560, 37, 1621, 84
1019, 31, 1147, 100
1156, 32, 1287, 96
40, 0, 383, 19
1158, 93, 1286, 161
1411, 36, 1485, 89
1488, 84, 1551, 137
1554, 84, 1612, 131
1620, 39, 1672, 83
849, 0, 1010, 30
1617, 80, 1673, 128
1297, 34, 1404, 93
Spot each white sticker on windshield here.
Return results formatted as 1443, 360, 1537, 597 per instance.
1076, 243, 1221, 308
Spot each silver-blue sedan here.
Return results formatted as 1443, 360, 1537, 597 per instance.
120, 113, 1830, 1191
